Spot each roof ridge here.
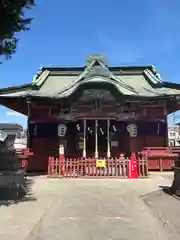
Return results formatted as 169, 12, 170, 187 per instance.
56, 59, 139, 96
43, 65, 154, 71
144, 69, 163, 85
32, 70, 50, 86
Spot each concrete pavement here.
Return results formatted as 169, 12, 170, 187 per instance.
0, 173, 178, 240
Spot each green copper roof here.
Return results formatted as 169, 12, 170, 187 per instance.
1, 55, 180, 100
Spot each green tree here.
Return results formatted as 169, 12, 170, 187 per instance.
0, 0, 35, 59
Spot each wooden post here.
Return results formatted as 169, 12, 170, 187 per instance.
107, 119, 111, 158
83, 118, 86, 158
95, 120, 98, 158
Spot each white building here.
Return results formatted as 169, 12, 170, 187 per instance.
0, 123, 27, 149
168, 126, 180, 146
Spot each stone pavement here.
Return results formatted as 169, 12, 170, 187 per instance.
0, 173, 178, 240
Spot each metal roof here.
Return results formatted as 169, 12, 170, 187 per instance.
0, 55, 180, 100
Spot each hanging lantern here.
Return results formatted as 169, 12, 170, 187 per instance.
127, 124, 137, 137
58, 124, 67, 137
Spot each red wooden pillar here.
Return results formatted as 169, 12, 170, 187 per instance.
25, 98, 32, 171
27, 98, 31, 149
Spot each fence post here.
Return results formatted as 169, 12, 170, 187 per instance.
160, 158, 163, 172
145, 157, 148, 177
48, 156, 51, 175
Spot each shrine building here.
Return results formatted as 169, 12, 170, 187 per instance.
1, 54, 180, 172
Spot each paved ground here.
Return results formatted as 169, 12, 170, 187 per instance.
0, 172, 179, 240
143, 183, 180, 238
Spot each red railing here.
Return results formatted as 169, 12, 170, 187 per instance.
48, 156, 148, 178
15, 148, 34, 171
141, 147, 178, 171
16, 148, 34, 157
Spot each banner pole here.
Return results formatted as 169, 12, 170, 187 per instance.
95, 120, 98, 158
83, 117, 86, 158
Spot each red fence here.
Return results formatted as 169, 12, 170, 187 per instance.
142, 147, 178, 171
48, 156, 148, 178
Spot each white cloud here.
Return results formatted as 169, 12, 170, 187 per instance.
6, 111, 23, 117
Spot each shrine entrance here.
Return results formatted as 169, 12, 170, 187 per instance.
65, 119, 131, 158
86, 120, 108, 158
86, 120, 95, 158
97, 120, 107, 158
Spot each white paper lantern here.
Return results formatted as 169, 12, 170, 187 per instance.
58, 124, 67, 137
127, 124, 137, 137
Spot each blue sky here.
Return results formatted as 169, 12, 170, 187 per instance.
1, 0, 180, 127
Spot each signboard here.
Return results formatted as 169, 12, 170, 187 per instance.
96, 159, 106, 168
59, 144, 64, 155
81, 89, 114, 100
111, 141, 118, 147
78, 142, 84, 149
116, 112, 137, 120
56, 113, 73, 120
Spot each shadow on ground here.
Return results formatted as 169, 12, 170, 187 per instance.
159, 185, 173, 195
27, 172, 46, 177
0, 178, 36, 207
